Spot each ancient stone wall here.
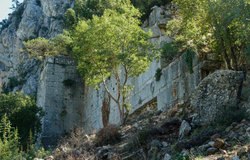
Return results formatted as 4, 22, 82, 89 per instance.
37, 55, 85, 146
82, 54, 203, 132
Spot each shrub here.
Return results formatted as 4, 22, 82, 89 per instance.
0, 115, 22, 160
155, 68, 162, 81
184, 49, 195, 74
1, 77, 25, 93
214, 105, 249, 127
0, 92, 44, 149
161, 42, 178, 63
95, 125, 121, 146
126, 128, 151, 151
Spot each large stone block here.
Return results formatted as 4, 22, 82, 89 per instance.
191, 70, 244, 125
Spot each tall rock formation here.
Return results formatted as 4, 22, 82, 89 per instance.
0, 0, 74, 94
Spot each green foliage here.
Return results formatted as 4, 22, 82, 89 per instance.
167, 0, 249, 71
64, 8, 77, 29
171, 153, 190, 160
0, 92, 44, 148
2, 77, 25, 94
23, 1, 158, 124
184, 49, 195, 74
70, 1, 157, 123
214, 105, 249, 127
126, 128, 150, 151
22, 37, 71, 59
155, 68, 162, 81
161, 42, 178, 63
0, 115, 22, 160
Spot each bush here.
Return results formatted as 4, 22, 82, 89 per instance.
0, 92, 44, 149
161, 42, 178, 64
126, 128, 151, 152
214, 105, 249, 127
95, 125, 121, 146
155, 68, 162, 81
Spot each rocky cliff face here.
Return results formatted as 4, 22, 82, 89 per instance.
0, 0, 74, 94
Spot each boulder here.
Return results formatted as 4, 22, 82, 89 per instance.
148, 6, 171, 27
231, 156, 240, 160
191, 70, 244, 125
179, 120, 191, 139
207, 147, 218, 155
213, 138, 225, 149
164, 153, 171, 160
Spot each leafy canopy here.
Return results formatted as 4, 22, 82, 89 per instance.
72, 2, 156, 86
167, 0, 249, 70
0, 92, 44, 148
23, 0, 158, 124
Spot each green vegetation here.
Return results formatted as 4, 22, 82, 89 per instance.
24, 1, 158, 124
0, 115, 50, 160
0, 115, 21, 160
0, 92, 44, 148
1, 77, 26, 94
63, 0, 170, 29
214, 105, 249, 127
155, 68, 162, 81
161, 42, 178, 63
167, 0, 249, 71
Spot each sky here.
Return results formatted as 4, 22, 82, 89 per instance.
0, 0, 24, 21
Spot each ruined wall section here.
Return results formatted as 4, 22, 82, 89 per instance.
37, 56, 85, 146
82, 53, 203, 132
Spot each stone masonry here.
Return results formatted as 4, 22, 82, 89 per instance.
37, 55, 85, 147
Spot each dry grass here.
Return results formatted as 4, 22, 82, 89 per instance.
95, 125, 121, 146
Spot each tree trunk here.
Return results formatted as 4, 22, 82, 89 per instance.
102, 77, 124, 125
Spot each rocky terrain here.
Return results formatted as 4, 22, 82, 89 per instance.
33, 71, 250, 160
0, 0, 249, 160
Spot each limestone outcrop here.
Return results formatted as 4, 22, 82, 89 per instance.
0, 0, 74, 94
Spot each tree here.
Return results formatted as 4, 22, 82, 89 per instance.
0, 92, 44, 148
23, 1, 157, 124
10, 0, 21, 10
166, 0, 249, 71
72, 1, 157, 124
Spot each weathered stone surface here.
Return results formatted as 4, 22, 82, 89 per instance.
0, 0, 74, 95
191, 70, 244, 125
164, 153, 171, 160
179, 120, 191, 139
37, 56, 85, 147
207, 147, 218, 155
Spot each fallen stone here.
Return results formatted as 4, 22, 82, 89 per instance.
231, 156, 240, 160
226, 126, 234, 133
179, 120, 191, 139
151, 139, 162, 148
191, 70, 244, 125
237, 146, 248, 158
198, 144, 210, 151
164, 153, 171, 160
207, 147, 218, 155
211, 133, 221, 141
208, 141, 215, 147
214, 138, 225, 149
